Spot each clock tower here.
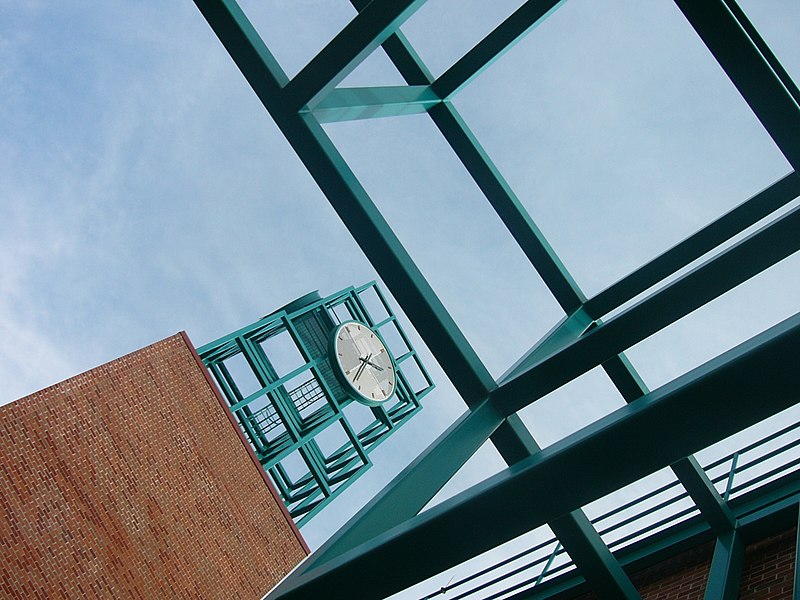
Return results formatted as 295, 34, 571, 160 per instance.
197, 282, 434, 526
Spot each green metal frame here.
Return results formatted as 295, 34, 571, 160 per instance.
197, 282, 434, 526
190, 0, 800, 597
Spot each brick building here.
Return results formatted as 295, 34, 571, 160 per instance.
0, 333, 307, 599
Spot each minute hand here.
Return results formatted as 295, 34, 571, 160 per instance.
354, 354, 371, 381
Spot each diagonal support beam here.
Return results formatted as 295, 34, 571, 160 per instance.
267, 312, 800, 600
284, 0, 426, 111
307, 85, 441, 123
433, 0, 567, 98
301, 399, 505, 569
603, 354, 737, 533
703, 528, 744, 600
673, 0, 800, 172
585, 172, 800, 319
347, 0, 586, 313
494, 202, 800, 415
498, 415, 640, 599
193, 0, 497, 406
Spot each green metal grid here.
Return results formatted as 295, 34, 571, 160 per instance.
197, 282, 434, 526
190, 0, 800, 598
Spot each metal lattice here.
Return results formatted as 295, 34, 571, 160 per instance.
198, 283, 434, 525
191, 1, 800, 598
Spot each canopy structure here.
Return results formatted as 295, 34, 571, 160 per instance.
191, 1, 800, 598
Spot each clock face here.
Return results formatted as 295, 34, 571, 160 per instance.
331, 321, 396, 406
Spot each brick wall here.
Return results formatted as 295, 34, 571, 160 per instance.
0, 334, 307, 599
567, 527, 796, 599
739, 528, 796, 600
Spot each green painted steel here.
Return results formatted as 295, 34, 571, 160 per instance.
198, 283, 434, 525
269, 313, 800, 599
189, 0, 800, 596
308, 85, 440, 123
703, 529, 744, 600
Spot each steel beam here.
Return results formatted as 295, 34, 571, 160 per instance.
348, 1, 586, 313
301, 399, 505, 568
308, 85, 441, 123
494, 203, 800, 415
283, 0, 426, 111
432, 0, 567, 98
193, 0, 496, 406
673, 0, 800, 172
585, 172, 800, 319
602, 354, 736, 533
499, 416, 640, 600
266, 312, 800, 600
795, 500, 800, 600
703, 529, 744, 600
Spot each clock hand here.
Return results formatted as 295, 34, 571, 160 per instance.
354, 354, 371, 381
364, 359, 384, 371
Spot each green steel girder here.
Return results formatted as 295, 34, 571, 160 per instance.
269, 312, 800, 600
673, 0, 800, 173
432, 0, 567, 99
191, 0, 800, 596
795, 502, 800, 600
308, 85, 441, 123
282, 0, 425, 111
499, 415, 640, 600
304, 398, 505, 568
703, 529, 744, 600
494, 202, 800, 415
585, 172, 800, 319
339, 0, 734, 574
194, 0, 496, 408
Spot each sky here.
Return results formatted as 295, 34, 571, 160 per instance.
2, 0, 799, 596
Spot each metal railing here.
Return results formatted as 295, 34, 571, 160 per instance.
418, 419, 800, 600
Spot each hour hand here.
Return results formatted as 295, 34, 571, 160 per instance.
354, 354, 371, 380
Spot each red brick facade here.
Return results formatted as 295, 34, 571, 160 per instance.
567, 528, 796, 599
0, 334, 306, 599
739, 529, 796, 600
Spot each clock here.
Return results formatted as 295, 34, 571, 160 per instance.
330, 320, 396, 406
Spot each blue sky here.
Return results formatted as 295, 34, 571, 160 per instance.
2, 0, 800, 591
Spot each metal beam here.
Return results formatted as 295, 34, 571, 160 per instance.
284, 0, 426, 111
673, 0, 800, 173
494, 202, 800, 415
308, 85, 441, 123
498, 416, 640, 600
585, 172, 800, 319
602, 354, 736, 533
703, 529, 744, 600
193, 0, 497, 406
432, 0, 566, 98
266, 312, 800, 600
499, 309, 593, 385
347, 2, 586, 313
795, 500, 800, 600
301, 399, 505, 569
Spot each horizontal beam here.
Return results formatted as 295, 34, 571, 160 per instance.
308, 85, 441, 123
284, 0, 426, 110
674, 0, 800, 173
267, 311, 800, 600
585, 172, 800, 319
494, 201, 800, 415
433, 0, 566, 98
